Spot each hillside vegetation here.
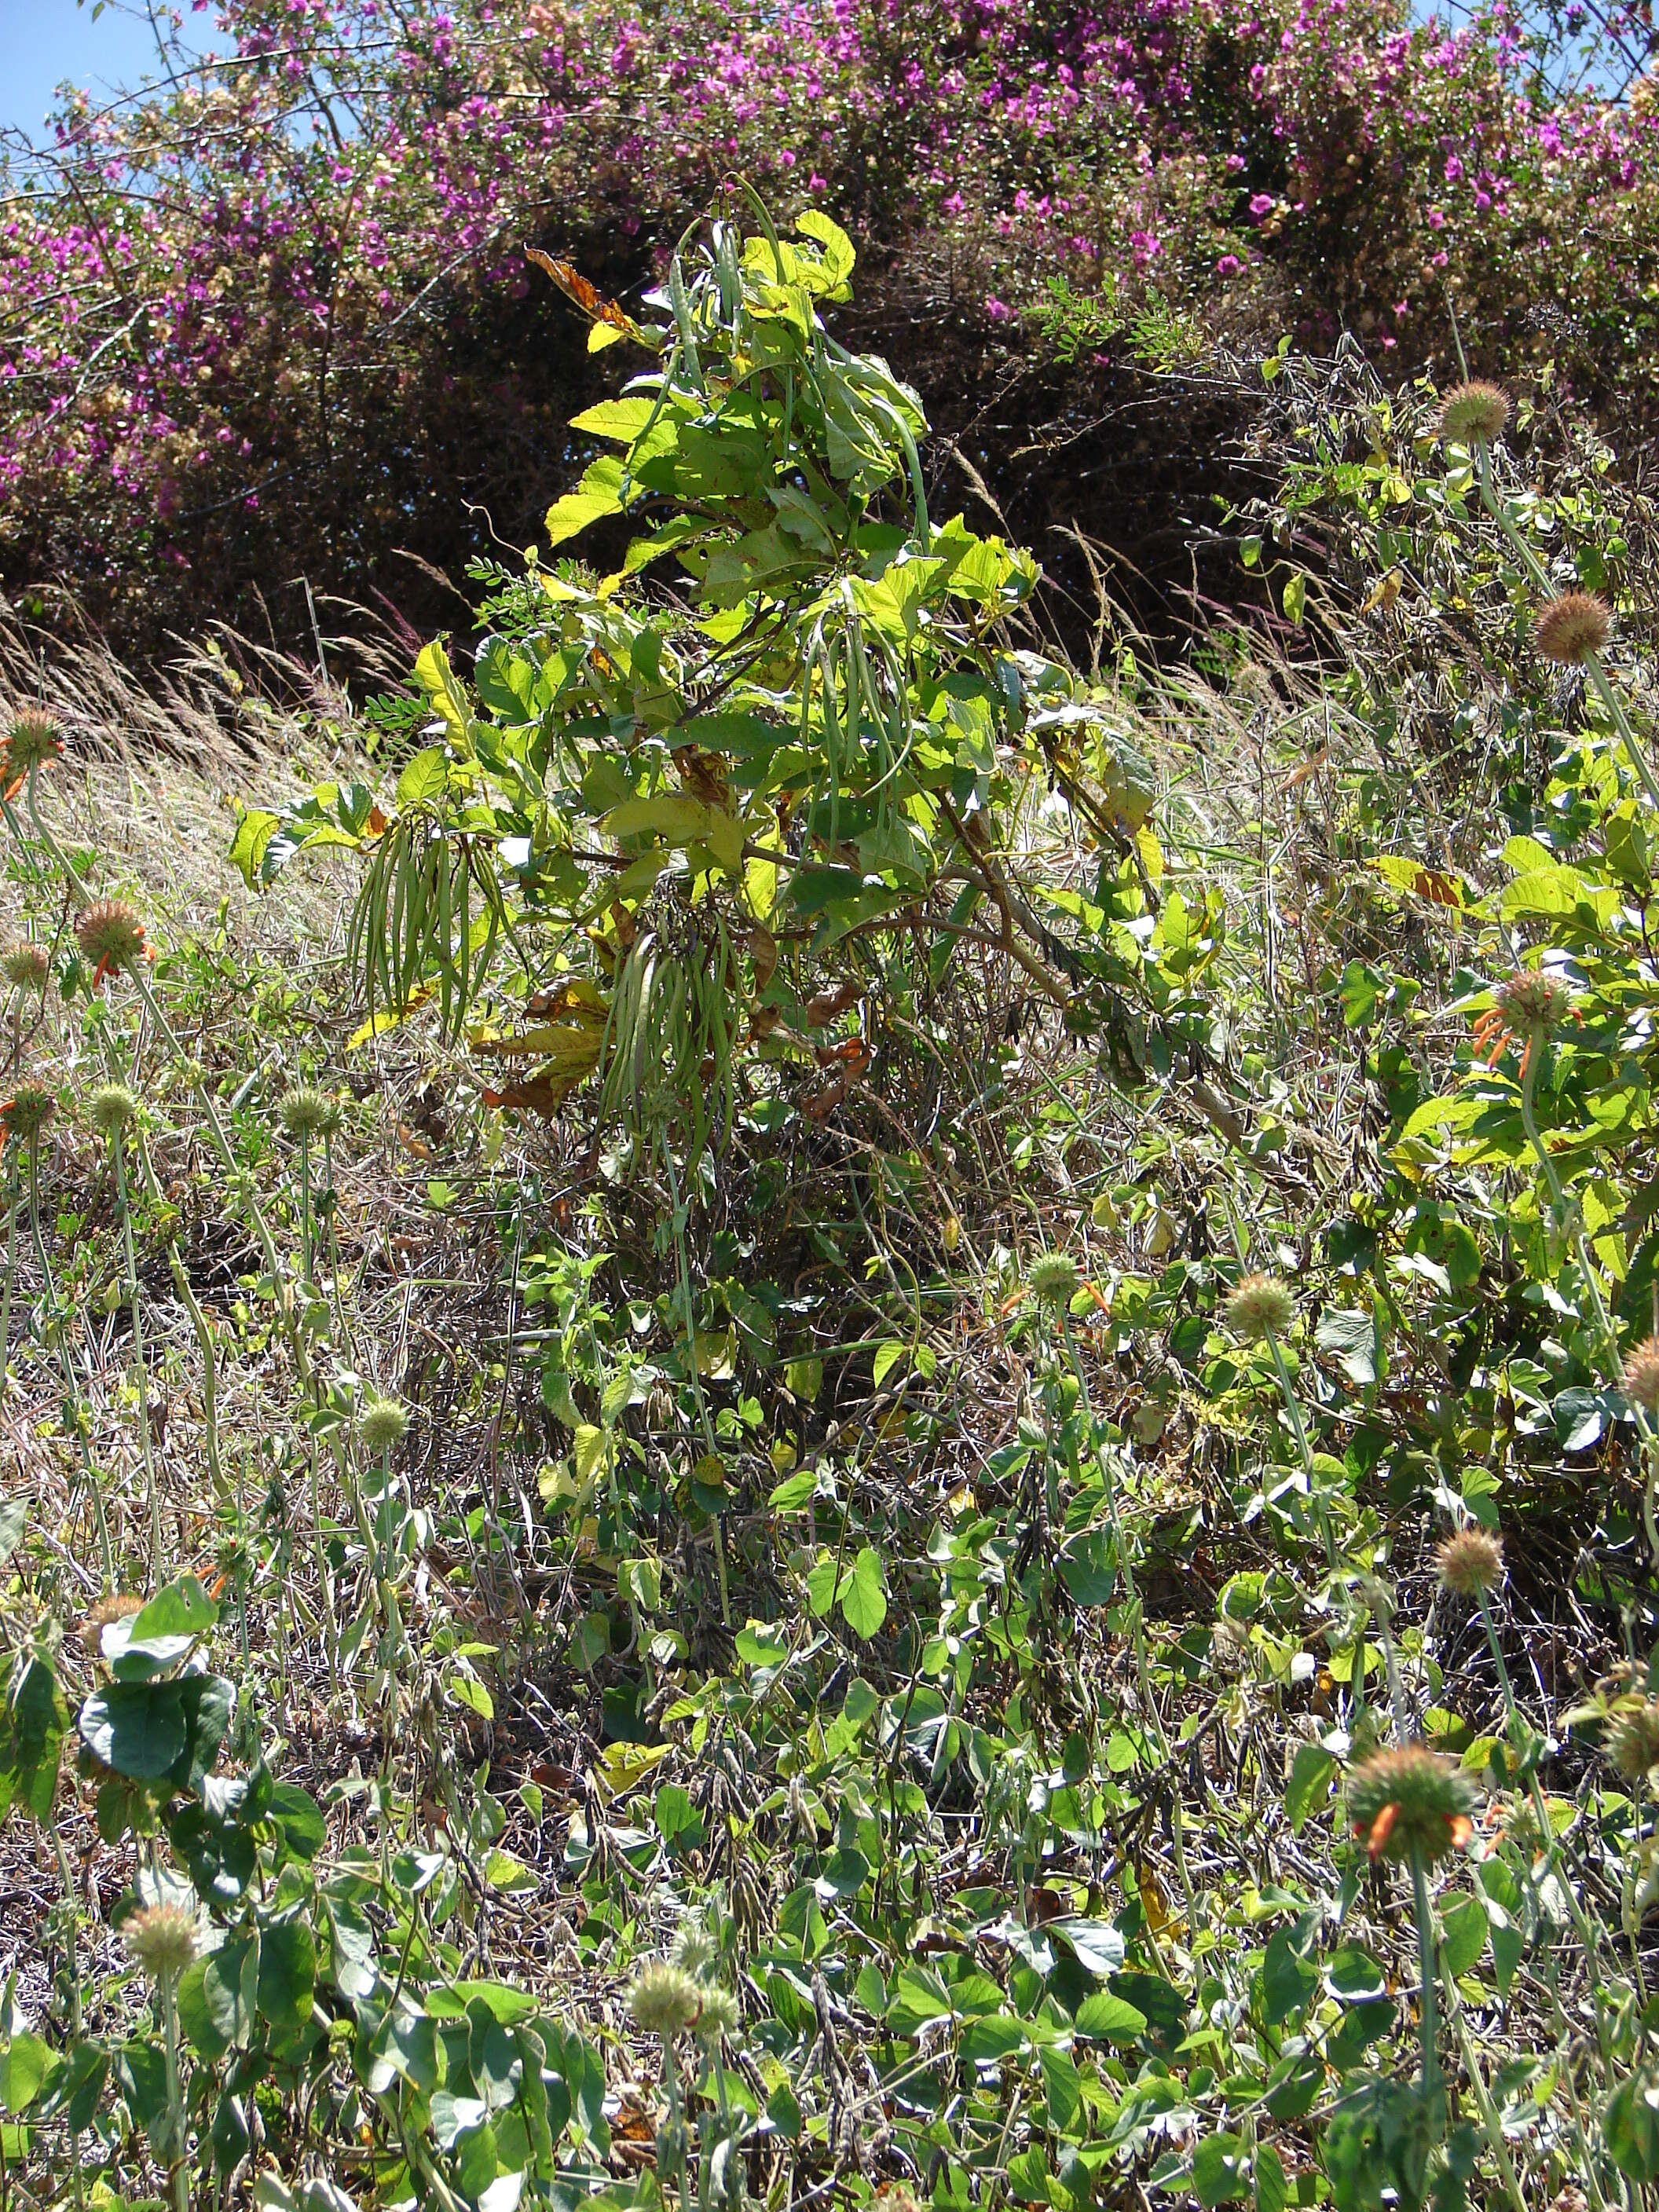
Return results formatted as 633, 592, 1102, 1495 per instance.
0, 202, 1657, 2212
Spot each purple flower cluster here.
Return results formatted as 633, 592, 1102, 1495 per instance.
0, 0, 1652, 591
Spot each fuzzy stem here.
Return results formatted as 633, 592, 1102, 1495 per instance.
128, 1115, 227, 1500
0, 1151, 16, 1401
112, 1131, 163, 1584
298, 1127, 313, 1287
24, 1133, 112, 1580
49, 1830, 88, 2212
157, 1964, 189, 2212
1408, 1841, 1442, 2097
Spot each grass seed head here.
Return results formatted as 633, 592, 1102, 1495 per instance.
75, 899, 149, 976
628, 1959, 704, 2038
1027, 1252, 1080, 1307
2, 1079, 57, 1148
1224, 1270, 1295, 1342
1436, 1527, 1504, 1598
2, 943, 49, 993
360, 1397, 410, 1452
1607, 1701, 1659, 1783
123, 1902, 200, 1980
1439, 380, 1510, 443
1621, 1332, 1659, 1412
89, 1084, 139, 1139
1346, 1743, 1477, 1863
1536, 591, 1611, 665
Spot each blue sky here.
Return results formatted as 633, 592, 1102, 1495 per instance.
0, 0, 202, 140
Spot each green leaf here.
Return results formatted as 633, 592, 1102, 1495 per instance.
840, 1547, 888, 1639
545, 455, 627, 548
1316, 1306, 1379, 1386
1324, 1946, 1387, 2002
1605, 2070, 1659, 2181
1260, 1928, 1317, 2025
229, 804, 281, 890
1192, 2133, 1250, 2207
1073, 1991, 1146, 2042
1254, 2143, 1287, 2212
397, 745, 450, 809
0, 2032, 49, 2115
1282, 572, 1306, 628
0, 1651, 67, 1824
257, 1919, 317, 2030
872, 1340, 906, 1386
1049, 1917, 1125, 1977
79, 1682, 188, 1781
1284, 1742, 1336, 1832
104, 1574, 217, 1680
1439, 1894, 1487, 1978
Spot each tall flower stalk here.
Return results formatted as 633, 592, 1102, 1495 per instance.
90, 1085, 163, 1582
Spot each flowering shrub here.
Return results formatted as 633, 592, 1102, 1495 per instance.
0, 0, 1655, 657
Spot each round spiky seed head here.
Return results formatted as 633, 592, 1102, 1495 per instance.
1494, 969, 1572, 1034
75, 899, 148, 975
1, 1079, 56, 1148
1621, 1333, 1659, 1413
79, 1591, 142, 1644
359, 1397, 409, 1453
628, 1959, 704, 2038
123, 1902, 200, 1980
277, 1086, 331, 1140
672, 1921, 720, 1979
88, 1084, 138, 1139
1607, 1701, 1659, 1782
1027, 1252, 1080, 1307
2, 711, 64, 782
1536, 591, 1611, 665
1440, 380, 1510, 443
1224, 1271, 1295, 1342
1346, 1743, 1478, 1864
2, 943, 49, 993
691, 1984, 740, 2044
1436, 1527, 1505, 1599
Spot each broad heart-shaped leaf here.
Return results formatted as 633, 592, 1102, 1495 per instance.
1605, 2068, 1659, 2181
0, 1650, 68, 1824
176, 1932, 258, 2058
105, 1573, 218, 1680
0, 1497, 27, 1565
79, 1681, 189, 1781
257, 1917, 317, 2031
0, 2029, 51, 2115
174, 1674, 236, 1789
1073, 1991, 1147, 2043
1284, 1741, 1337, 1833
115, 2037, 176, 2155
1192, 2132, 1250, 2207
1048, 1917, 1126, 1978
840, 1546, 888, 1639
1315, 1306, 1379, 1387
